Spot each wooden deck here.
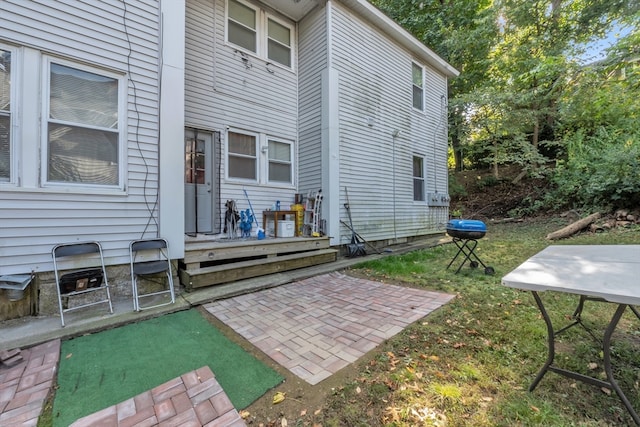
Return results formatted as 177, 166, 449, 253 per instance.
179, 235, 338, 290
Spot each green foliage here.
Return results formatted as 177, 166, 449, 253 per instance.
447, 173, 467, 198
550, 127, 640, 210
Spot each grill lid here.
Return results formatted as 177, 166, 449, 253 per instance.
446, 219, 486, 232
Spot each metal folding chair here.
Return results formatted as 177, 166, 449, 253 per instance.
52, 241, 114, 327
129, 238, 175, 311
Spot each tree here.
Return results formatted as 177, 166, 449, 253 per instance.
370, 0, 498, 171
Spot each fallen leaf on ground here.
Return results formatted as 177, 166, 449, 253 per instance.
273, 392, 286, 404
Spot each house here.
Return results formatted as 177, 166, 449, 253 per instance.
0, 0, 457, 320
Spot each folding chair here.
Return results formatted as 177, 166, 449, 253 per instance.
52, 241, 114, 327
129, 238, 175, 311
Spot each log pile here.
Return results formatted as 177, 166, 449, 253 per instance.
546, 209, 640, 240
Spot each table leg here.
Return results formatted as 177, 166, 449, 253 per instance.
603, 304, 640, 425
529, 291, 555, 392
529, 293, 640, 425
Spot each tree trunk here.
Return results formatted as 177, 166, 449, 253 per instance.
546, 212, 601, 240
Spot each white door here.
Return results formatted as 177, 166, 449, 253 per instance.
184, 129, 215, 234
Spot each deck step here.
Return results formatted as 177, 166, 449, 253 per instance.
180, 248, 338, 290
182, 237, 330, 268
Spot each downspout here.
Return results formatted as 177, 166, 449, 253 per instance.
392, 129, 401, 243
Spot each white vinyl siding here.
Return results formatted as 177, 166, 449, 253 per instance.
329, 2, 450, 242
0, 0, 161, 275
297, 8, 326, 194
186, 0, 298, 227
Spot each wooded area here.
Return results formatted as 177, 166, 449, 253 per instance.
372, 0, 640, 215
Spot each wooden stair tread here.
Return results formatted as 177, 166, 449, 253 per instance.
180, 249, 338, 289
184, 248, 337, 275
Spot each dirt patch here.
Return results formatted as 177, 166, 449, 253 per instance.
449, 166, 550, 220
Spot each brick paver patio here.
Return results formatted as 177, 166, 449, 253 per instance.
205, 272, 455, 385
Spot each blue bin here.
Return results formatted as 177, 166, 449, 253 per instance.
446, 219, 487, 239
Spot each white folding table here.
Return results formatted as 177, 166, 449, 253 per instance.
502, 245, 640, 425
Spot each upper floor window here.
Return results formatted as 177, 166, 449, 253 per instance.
412, 62, 424, 111
227, 130, 257, 180
0, 48, 12, 182
228, 0, 257, 53
267, 138, 292, 184
267, 18, 291, 68
413, 155, 425, 201
226, 0, 295, 70
45, 60, 122, 186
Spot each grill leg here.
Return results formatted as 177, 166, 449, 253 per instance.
447, 238, 494, 275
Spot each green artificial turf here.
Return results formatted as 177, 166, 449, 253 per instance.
52, 309, 283, 427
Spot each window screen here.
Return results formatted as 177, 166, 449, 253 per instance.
228, 131, 257, 180
228, 0, 257, 53
47, 63, 120, 185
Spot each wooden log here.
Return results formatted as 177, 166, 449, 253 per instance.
546, 212, 601, 240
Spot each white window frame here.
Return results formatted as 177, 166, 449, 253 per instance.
41, 56, 126, 190
0, 43, 16, 184
226, 0, 259, 55
412, 62, 425, 112
226, 128, 259, 182
266, 136, 293, 186
225, 0, 296, 71
413, 154, 426, 202
266, 14, 294, 69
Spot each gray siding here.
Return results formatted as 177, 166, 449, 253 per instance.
0, 0, 161, 274
330, 2, 449, 244
298, 7, 326, 195
185, 0, 300, 226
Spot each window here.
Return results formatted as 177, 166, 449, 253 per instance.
412, 62, 424, 111
226, 0, 295, 70
46, 61, 122, 186
267, 138, 292, 184
227, 0, 257, 53
228, 130, 257, 180
267, 18, 291, 67
0, 48, 11, 182
413, 155, 425, 201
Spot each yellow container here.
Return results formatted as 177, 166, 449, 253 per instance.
290, 204, 304, 236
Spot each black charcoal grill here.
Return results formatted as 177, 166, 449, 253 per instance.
446, 219, 494, 275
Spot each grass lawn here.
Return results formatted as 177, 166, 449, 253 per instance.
317, 219, 640, 426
